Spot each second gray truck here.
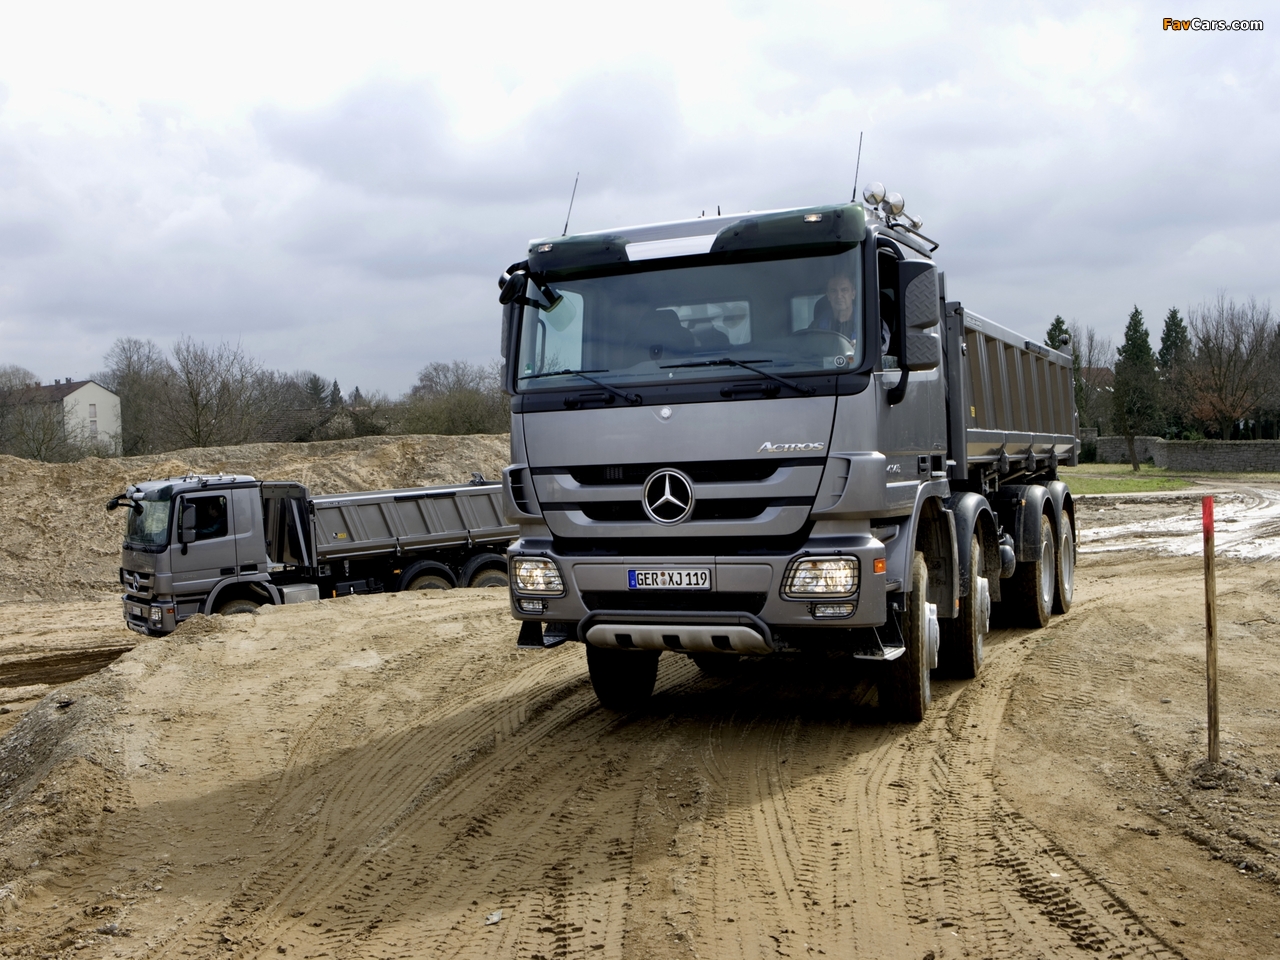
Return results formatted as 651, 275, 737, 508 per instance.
111, 475, 516, 635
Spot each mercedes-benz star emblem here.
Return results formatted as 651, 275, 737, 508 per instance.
642, 469, 695, 525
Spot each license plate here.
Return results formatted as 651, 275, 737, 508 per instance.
628, 568, 711, 590
131, 604, 143, 617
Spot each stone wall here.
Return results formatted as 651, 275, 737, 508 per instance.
1095, 436, 1280, 472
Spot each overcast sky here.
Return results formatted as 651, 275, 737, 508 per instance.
1, 1, 1275, 395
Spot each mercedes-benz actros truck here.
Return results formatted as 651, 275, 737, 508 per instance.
496, 186, 1078, 720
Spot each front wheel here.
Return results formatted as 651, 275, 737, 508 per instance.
883, 551, 933, 722
217, 598, 260, 616
586, 645, 659, 711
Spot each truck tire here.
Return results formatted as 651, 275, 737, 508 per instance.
407, 574, 451, 590
690, 652, 740, 677
586, 645, 659, 711
217, 598, 260, 616
1010, 512, 1055, 628
883, 551, 932, 722
940, 534, 987, 679
1053, 511, 1075, 615
469, 569, 509, 588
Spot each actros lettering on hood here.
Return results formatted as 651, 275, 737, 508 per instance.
757, 441, 826, 454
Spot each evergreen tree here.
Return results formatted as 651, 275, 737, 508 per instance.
327, 380, 343, 408
303, 373, 328, 408
1045, 315, 1070, 350
1112, 306, 1160, 470
1157, 307, 1192, 438
1157, 307, 1190, 370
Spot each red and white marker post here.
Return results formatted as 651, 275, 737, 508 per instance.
1202, 496, 1219, 764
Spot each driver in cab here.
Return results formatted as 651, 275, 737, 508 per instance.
808, 272, 890, 354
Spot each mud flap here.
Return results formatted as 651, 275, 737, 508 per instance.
517, 620, 574, 649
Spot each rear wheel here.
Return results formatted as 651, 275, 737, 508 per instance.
586, 645, 659, 711
883, 551, 932, 722
940, 534, 988, 679
1010, 512, 1054, 628
407, 574, 451, 591
217, 598, 260, 616
690, 652, 740, 676
469, 568, 509, 588
1052, 512, 1075, 614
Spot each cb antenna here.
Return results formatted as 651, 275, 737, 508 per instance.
562, 172, 580, 237
850, 131, 863, 203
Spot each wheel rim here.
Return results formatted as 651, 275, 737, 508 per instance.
1039, 534, 1055, 609
1060, 528, 1075, 602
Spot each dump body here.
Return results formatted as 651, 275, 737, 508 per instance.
497, 198, 1079, 716
114, 475, 516, 636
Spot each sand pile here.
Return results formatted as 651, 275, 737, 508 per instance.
0, 434, 510, 601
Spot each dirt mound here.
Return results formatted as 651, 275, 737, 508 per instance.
0, 434, 510, 601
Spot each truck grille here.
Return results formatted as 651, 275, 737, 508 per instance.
582, 591, 767, 614
558, 457, 820, 486
575, 498, 797, 523
120, 567, 154, 599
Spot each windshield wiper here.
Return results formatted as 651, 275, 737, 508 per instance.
520, 369, 642, 405
659, 358, 816, 397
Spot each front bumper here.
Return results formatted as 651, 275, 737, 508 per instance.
507, 535, 889, 645
122, 595, 177, 636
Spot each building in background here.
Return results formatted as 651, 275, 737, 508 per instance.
3, 379, 122, 457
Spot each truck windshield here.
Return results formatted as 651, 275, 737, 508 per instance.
125, 499, 172, 548
516, 248, 863, 391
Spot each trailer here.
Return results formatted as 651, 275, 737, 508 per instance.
495, 184, 1079, 717
111, 475, 517, 636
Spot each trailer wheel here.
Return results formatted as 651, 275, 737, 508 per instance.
941, 534, 987, 679
407, 574, 451, 591
469, 569, 509, 588
217, 598, 260, 616
1052, 512, 1075, 615
883, 551, 932, 722
1010, 512, 1054, 628
586, 645, 659, 711
690, 652, 740, 677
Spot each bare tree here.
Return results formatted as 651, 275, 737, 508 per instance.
99, 338, 174, 455
1187, 295, 1277, 439
1067, 322, 1114, 434
167, 338, 265, 448
400, 360, 508, 435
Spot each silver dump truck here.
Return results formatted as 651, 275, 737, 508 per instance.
495, 186, 1078, 719
109, 474, 517, 635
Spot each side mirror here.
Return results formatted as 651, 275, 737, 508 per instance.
179, 501, 197, 544
898, 261, 940, 330
498, 271, 527, 306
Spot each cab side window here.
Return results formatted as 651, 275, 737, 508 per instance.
190, 496, 228, 541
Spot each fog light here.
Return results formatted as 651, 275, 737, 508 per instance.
511, 557, 564, 595
782, 557, 859, 598
150, 606, 163, 621
517, 597, 547, 614
812, 602, 855, 619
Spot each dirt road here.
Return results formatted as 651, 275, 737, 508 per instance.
1, 490, 1278, 959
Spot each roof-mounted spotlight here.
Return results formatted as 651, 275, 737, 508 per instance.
882, 192, 905, 216
905, 213, 924, 230
863, 182, 886, 205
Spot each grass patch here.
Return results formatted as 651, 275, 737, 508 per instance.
1058, 465, 1193, 495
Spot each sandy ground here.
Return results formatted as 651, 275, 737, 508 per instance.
1, 475, 1278, 958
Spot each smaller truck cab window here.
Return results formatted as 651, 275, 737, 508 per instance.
186, 495, 228, 541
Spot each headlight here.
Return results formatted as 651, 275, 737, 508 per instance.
150, 606, 163, 621
782, 557, 859, 599
511, 557, 565, 595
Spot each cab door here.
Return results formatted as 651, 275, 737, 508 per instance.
170, 492, 238, 596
